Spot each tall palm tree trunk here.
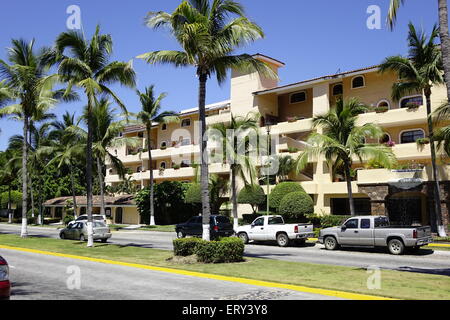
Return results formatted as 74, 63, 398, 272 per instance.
438, 0, 450, 101
8, 185, 12, 224
96, 157, 106, 217
231, 166, 239, 231
86, 102, 94, 247
199, 73, 212, 241
425, 90, 447, 236
21, 116, 29, 238
29, 175, 35, 222
147, 128, 156, 226
344, 163, 356, 217
69, 163, 78, 218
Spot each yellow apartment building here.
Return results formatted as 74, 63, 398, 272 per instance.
50, 54, 449, 231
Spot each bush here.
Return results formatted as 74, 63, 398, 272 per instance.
278, 192, 314, 221
242, 214, 261, 224
269, 182, 305, 212
195, 237, 245, 264
237, 185, 266, 213
319, 215, 352, 228
0, 191, 23, 210
63, 215, 75, 226
173, 238, 203, 257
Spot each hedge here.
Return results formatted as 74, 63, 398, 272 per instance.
306, 214, 352, 228
269, 182, 305, 211
279, 192, 314, 221
195, 237, 245, 264
173, 238, 203, 257
173, 237, 245, 263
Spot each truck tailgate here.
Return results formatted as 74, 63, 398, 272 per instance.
416, 226, 431, 238
297, 224, 314, 234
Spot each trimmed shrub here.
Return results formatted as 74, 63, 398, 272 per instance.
269, 182, 305, 212
173, 238, 203, 257
278, 192, 314, 221
195, 237, 245, 264
319, 215, 352, 228
237, 185, 266, 213
63, 215, 75, 226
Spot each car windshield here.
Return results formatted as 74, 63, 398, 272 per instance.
215, 216, 230, 224
94, 222, 107, 228
94, 216, 104, 220
268, 217, 284, 225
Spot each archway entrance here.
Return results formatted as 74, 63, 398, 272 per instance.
387, 192, 427, 226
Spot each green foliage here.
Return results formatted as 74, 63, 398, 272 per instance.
63, 215, 75, 226
173, 238, 202, 257
185, 183, 202, 204
269, 182, 305, 211
319, 215, 352, 228
136, 181, 195, 225
237, 185, 266, 213
194, 238, 245, 264
279, 192, 314, 221
0, 191, 23, 209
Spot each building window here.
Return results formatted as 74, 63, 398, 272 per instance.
332, 84, 343, 96
161, 124, 167, 131
161, 141, 167, 149
351, 76, 365, 89
138, 132, 144, 138
290, 91, 307, 104
400, 95, 423, 109
380, 133, 392, 144
377, 100, 390, 110
160, 162, 166, 169
137, 166, 142, 173
181, 119, 191, 127
400, 129, 425, 144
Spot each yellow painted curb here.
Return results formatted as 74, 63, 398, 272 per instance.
0, 244, 394, 301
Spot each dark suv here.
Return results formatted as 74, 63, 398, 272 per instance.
176, 215, 234, 239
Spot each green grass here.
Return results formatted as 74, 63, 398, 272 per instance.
0, 234, 449, 300
139, 225, 176, 232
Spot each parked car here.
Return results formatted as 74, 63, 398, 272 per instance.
0, 255, 11, 300
176, 215, 234, 239
60, 221, 112, 243
236, 215, 315, 247
318, 216, 433, 255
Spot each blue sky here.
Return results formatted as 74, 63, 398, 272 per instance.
0, 0, 440, 150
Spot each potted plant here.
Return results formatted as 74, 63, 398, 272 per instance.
385, 140, 396, 147
416, 138, 430, 146
405, 102, 420, 110
173, 164, 181, 170
374, 106, 389, 113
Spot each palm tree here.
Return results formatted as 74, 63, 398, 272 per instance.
387, 0, 450, 101
135, 85, 180, 226
296, 98, 397, 216
45, 26, 136, 247
139, 0, 277, 240
277, 155, 295, 183
0, 149, 19, 224
0, 39, 59, 237
211, 112, 259, 231
379, 23, 447, 236
44, 112, 86, 219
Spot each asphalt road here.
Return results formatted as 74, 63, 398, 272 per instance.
1, 224, 450, 276
0, 248, 340, 300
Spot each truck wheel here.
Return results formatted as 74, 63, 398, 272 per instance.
388, 239, 405, 255
177, 230, 185, 239
238, 232, 249, 244
324, 236, 339, 251
276, 233, 290, 247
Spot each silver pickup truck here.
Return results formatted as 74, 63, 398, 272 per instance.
318, 216, 432, 255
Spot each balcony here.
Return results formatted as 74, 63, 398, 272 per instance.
141, 144, 200, 161
206, 111, 231, 125
357, 165, 450, 185
270, 118, 313, 135
357, 106, 426, 128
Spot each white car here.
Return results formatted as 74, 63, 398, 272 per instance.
237, 215, 315, 247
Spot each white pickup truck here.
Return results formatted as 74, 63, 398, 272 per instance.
236, 215, 315, 247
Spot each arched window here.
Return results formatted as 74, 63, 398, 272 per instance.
160, 141, 167, 149
137, 166, 142, 173
160, 162, 166, 169
352, 76, 365, 89
377, 100, 390, 110
332, 84, 343, 96
161, 124, 167, 131
400, 95, 423, 109
380, 133, 391, 144
290, 91, 307, 104
400, 129, 425, 144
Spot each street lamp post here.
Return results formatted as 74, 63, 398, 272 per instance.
266, 124, 271, 216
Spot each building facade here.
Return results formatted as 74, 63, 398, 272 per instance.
103, 54, 450, 231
